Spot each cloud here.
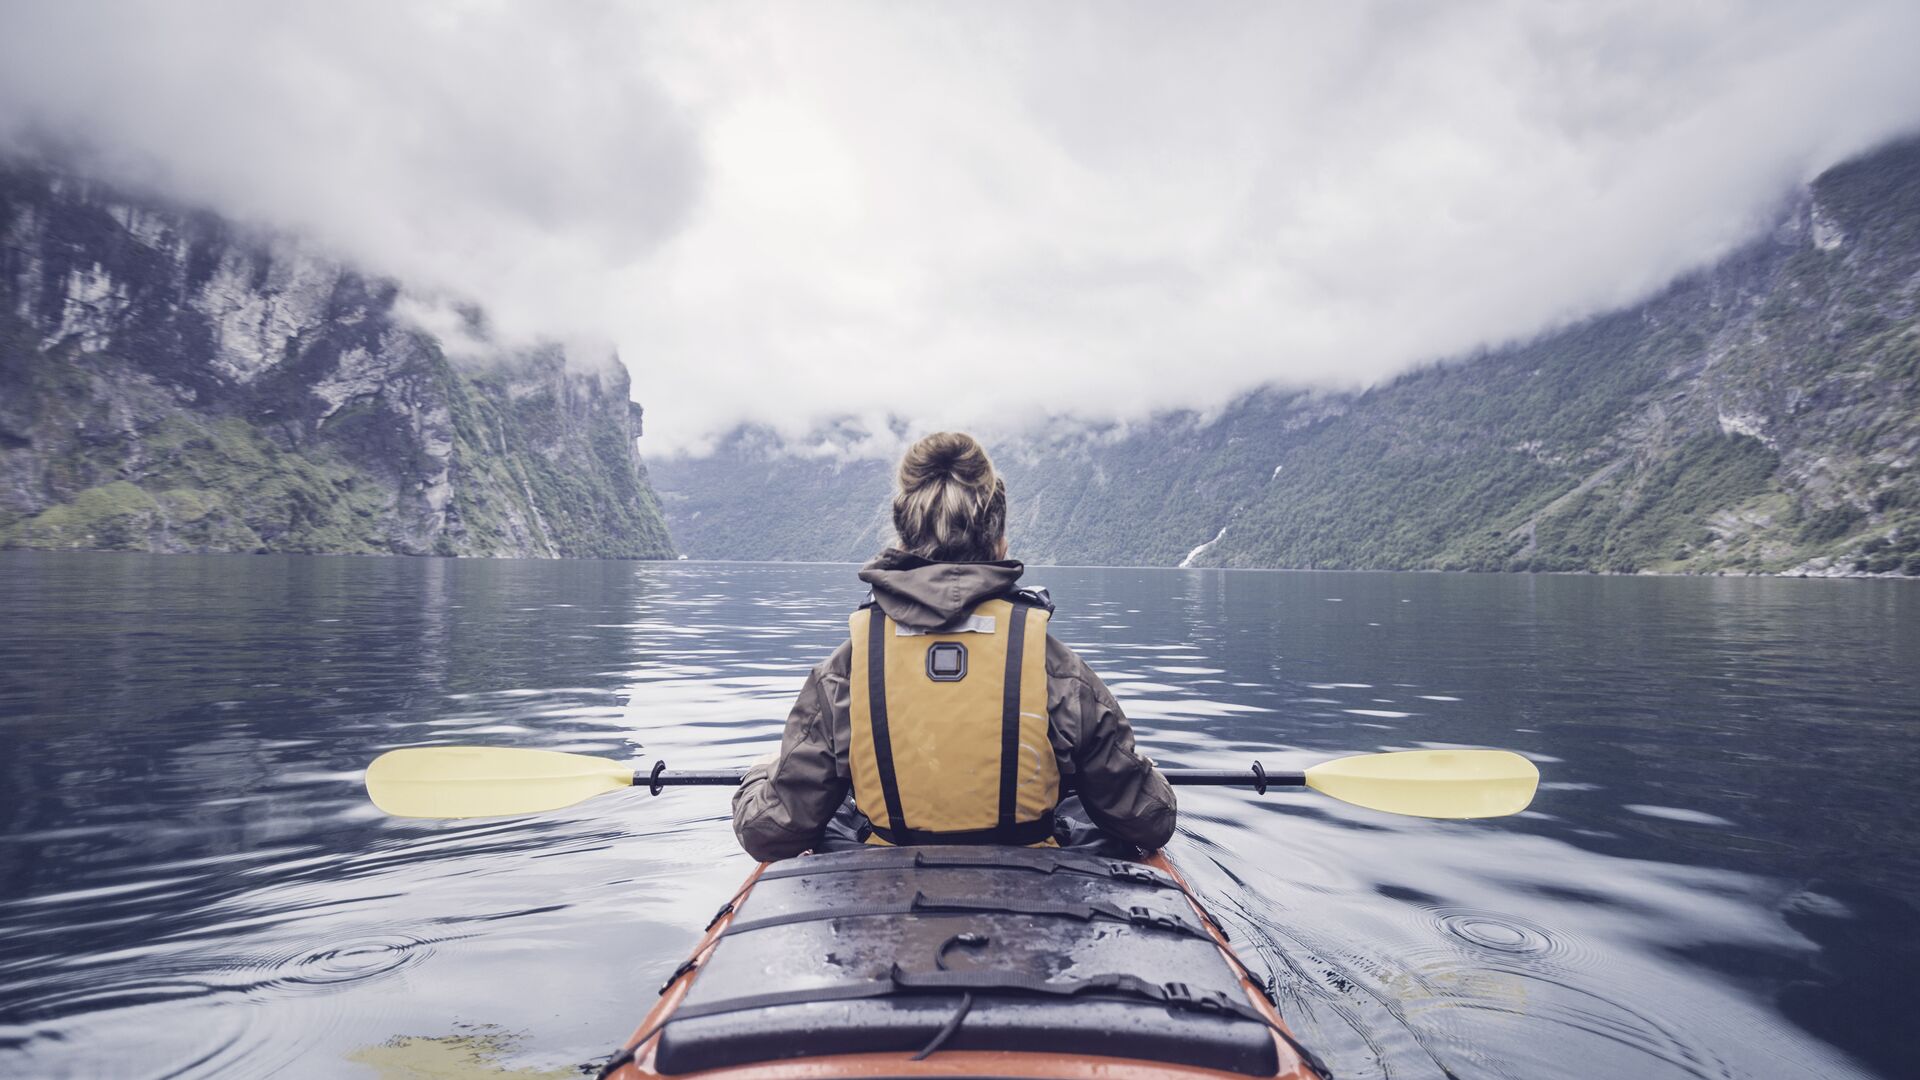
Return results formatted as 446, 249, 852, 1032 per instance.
0, 1, 700, 349
5, 1, 1920, 454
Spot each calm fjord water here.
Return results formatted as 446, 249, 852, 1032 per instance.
0, 553, 1915, 1079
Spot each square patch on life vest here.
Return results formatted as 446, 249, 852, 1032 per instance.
926, 642, 967, 681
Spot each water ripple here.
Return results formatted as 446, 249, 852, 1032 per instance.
1434, 909, 1562, 960
259, 931, 435, 992
1, 555, 1912, 1078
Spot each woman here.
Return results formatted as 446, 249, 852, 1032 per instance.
732, 431, 1174, 861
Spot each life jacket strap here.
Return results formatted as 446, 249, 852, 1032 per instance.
996, 600, 1033, 834
865, 608, 911, 838
867, 814, 1057, 848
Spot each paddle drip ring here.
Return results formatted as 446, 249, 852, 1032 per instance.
1251, 761, 1268, 795
649, 759, 668, 796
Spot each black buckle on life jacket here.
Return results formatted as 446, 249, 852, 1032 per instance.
1005, 585, 1056, 614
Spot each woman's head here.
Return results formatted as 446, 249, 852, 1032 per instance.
892, 432, 1007, 562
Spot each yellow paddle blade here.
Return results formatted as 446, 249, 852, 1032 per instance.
1305, 749, 1539, 819
365, 747, 634, 819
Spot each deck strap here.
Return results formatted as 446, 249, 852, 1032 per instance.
893, 969, 1337, 1080
608, 964, 1333, 1080
666, 964, 1267, 1027
719, 890, 1209, 940
755, 848, 1178, 890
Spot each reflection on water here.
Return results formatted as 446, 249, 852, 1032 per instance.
0, 553, 1915, 1078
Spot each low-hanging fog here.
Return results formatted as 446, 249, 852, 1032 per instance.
4, 1, 1919, 454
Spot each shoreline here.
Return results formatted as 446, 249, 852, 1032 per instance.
3, 546, 1915, 581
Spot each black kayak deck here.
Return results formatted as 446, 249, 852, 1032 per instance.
653, 846, 1280, 1076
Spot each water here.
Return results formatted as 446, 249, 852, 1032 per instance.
1, 553, 1916, 1079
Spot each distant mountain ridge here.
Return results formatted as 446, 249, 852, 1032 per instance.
655, 136, 1920, 577
0, 160, 675, 558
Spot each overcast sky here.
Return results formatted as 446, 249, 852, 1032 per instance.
4, 1, 1920, 455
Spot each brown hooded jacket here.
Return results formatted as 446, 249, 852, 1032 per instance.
731, 551, 1177, 861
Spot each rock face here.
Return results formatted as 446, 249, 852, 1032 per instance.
656, 137, 1920, 576
0, 160, 675, 558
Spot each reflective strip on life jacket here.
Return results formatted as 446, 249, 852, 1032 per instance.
848, 597, 1059, 846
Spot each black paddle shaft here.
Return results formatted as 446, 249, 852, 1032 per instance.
634, 760, 1305, 796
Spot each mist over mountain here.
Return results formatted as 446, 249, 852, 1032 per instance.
6, 4, 1920, 451
654, 137, 1920, 578
6, 5, 1920, 571
0, 159, 675, 557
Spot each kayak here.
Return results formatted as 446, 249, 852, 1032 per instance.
364, 745, 1534, 1077
366, 745, 1535, 1078
598, 845, 1328, 1079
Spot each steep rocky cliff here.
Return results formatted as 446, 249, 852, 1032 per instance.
0, 160, 675, 558
655, 136, 1920, 576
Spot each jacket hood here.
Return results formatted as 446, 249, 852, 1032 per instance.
857, 549, 1024, 630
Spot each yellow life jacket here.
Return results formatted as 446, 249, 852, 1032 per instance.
848, 596, 1059, 846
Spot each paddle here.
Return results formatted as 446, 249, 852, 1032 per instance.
365, 746, 1538, 821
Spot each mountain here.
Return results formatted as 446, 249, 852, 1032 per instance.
654, 136, 1920, 578
0, 159, 675, 558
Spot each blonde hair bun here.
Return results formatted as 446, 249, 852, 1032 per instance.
893, 432, 1007, 562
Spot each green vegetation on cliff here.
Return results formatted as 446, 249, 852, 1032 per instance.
0, 160, 675, 559
657, 136, 1920, 577
443, 365, 673, 559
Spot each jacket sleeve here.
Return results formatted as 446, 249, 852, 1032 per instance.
731, 644, 852, 861
1049, 639, 1178, 851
